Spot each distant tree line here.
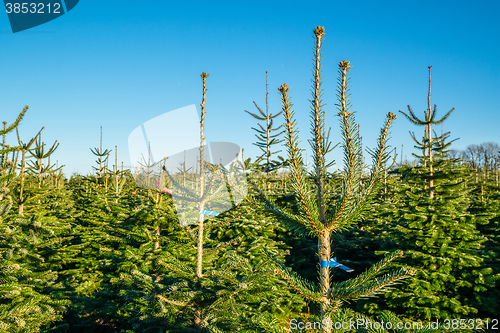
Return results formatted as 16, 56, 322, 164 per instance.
451, 142, 500, 172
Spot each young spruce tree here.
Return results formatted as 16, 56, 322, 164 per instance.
0, 107, 69, 332
382, 67, 499, 321
253, 26, 414, 332
245, 71, 285, 176
110, 72, 295, 332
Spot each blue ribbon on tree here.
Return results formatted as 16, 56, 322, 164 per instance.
199, 210, 220, 216
320, 257, 354, 272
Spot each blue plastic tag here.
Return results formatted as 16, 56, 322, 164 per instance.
320, 257, 354, 272
199, 210, 219, 216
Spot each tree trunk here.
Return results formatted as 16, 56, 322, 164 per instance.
18, 149, 26, 215
427, 67, 434, 200
154, 225, 160, 250
319, 231, 331, 333
196, 208, 204, 278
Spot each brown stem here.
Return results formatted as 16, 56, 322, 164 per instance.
1, 122, 6, 165
266, 71, 270, 175
19, 149, 26, 215
359, 124, 364, 186
154, 225, 160, 250
115, 146, 118, 198
313, 26, 326, 228
384, 168, 388, 196
197, 72, 209, 279
319, 231, 331, 333
428, 66, 434, 199
99, 126, 103, 177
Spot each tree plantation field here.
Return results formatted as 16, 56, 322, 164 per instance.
1, 27, 499, 333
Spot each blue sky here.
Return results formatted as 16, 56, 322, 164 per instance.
1, 0, 499, 176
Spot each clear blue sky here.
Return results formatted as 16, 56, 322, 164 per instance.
1, 0, 499, 176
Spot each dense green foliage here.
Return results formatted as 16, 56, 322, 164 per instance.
1, 28, 498, 333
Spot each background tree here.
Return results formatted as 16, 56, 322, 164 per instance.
245, 71, 285, 176
94, 72, 303, 332
90, 127, 112, 179
378, 67, 499, 322
0, 107, 69, 332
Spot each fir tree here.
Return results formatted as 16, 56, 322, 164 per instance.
245, 71, 285, 176
463, 146, 500, 319
90, 126, 112, 179
13, 128, 63, 215
381, 67, 499, 322
97, 72, 297, 332
252, 26, 413, 333
0, 107, 69, 332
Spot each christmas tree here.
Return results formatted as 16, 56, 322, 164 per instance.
0, 107, 69, 332
381, 67, 499, 321
252, 26, 414, 332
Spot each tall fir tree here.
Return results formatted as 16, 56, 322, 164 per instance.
252, 26, 414, 333
96, 72, 303, 332
245, 71, 285, 176
380, 67, 499, 321
464, 147, 500, 319
0, 107, 69, 332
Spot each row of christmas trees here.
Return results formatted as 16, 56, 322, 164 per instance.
1, 26, 499, 332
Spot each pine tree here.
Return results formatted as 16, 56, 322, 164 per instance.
53, 146, 137, 331
12, 128, 63, 215
90, 126, 113, 179
94, 72, 297, 332
381, 67, 499, 321
463, 145, 500, 319
251, 26, 413, 332
245, 71, 285, 176
0, 106, 69, 332
13, 126, 42, 215
345, 155, 419, 317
